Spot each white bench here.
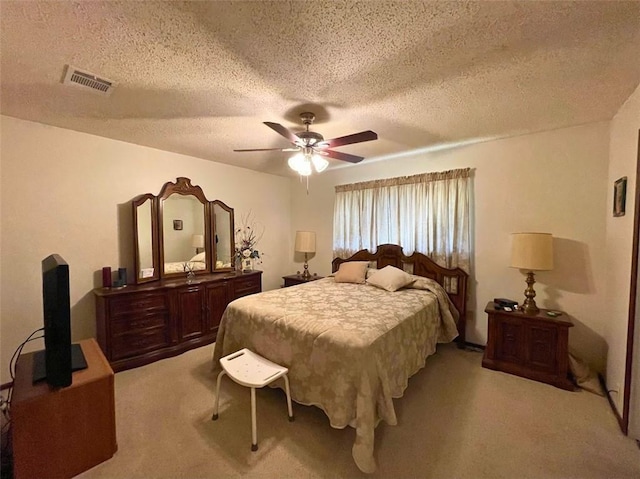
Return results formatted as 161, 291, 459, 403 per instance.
212, 348, 294, 451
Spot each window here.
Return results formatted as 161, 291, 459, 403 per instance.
333, 168, 471, 272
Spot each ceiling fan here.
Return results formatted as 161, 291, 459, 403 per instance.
234, 112, 378, 175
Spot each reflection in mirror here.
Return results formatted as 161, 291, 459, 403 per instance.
133, 194, 159, 283
137, 201, 154, 272
212, 202, 233, 270
162, 194, 206, 275
133, 177, 234, 282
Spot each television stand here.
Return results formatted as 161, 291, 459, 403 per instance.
11, 338, 117, 479
32, 343, 88, 384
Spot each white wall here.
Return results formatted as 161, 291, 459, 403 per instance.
290, 122, 611, 371
605, 83, 640, 433
0, 116, 291, 385
2, 112, 628, 398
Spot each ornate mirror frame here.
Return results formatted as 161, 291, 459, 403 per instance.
131, 177, 236, 283
132, 193, 159, 284
158, 177, 211, 278
211, 200, 235, 272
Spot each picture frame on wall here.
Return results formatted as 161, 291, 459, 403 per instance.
173, 219, 183, 230
614, 176, 627, 217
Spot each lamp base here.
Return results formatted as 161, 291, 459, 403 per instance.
522, 270, 540, 315
302, 253, 311, 279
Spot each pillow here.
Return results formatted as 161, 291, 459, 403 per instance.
366, 267, 378, 279
189, 252, 206, 262
334, 261, 369, 284
366, 265, 415, 292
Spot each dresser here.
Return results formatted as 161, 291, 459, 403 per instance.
94, 271, 261, 372
482, 301, 574, 390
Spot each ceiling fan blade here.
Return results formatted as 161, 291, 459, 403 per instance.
323, 149, 364, 164
323, 130, 378, 148
234, 147, 299, 152
263, 122, 300, 144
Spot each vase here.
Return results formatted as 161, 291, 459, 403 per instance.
242, 258, 252, 272
186, 270, 195, 284
235, 257, 243, 272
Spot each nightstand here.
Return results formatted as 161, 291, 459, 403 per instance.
282, 273, 323, 287
482, 301, 575, 391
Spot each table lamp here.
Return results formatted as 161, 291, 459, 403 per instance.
510, 232, 554, 315
192, 234, 204, 254
295, 231, 316, 279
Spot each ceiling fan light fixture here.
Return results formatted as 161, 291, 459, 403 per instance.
241, 112, 378, 174
311, 154, 328, 173
288, 152, 313, 176
288, 152, 306, 171
298, 158, 313, 176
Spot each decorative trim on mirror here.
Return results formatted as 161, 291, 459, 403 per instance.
132, 193, 159, 284
211, 200, 235, 272
131, 178, 235, 283
158, 178, 211, 278
158, 177, 209, 204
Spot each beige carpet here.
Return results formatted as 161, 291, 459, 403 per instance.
78, 344, 640, 479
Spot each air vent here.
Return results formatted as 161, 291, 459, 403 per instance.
62, 65, 116, 96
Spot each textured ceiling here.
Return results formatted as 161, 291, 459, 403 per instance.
2, 1, 640, 177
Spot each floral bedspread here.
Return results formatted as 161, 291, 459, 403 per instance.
212, 276, 459, 473
163, 261, 206, 274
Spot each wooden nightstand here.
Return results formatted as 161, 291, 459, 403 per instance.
482, 301, 574, 391
282, 273, 323, 287
12, 339, 117, 478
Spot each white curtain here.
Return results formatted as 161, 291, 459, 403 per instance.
333, 168, 471, 272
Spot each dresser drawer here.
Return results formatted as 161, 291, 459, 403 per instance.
233, 275, 261, 298
111, 313, 169, 335
111, 327, 169, 360
109, 293, 168, 318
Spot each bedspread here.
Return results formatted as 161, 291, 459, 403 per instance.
212, 276, 458, 473
163, 261, 206, 274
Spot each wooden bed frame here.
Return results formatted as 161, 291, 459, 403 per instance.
332, 244, 468, 346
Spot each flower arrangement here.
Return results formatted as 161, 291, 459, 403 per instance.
235, 211, 264, 264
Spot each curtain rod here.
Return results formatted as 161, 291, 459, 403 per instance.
335, 167, 471, 193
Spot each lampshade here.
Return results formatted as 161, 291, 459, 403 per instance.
191, 234, 204, 248
288, 153, 307, 174
510, 233, 554, 271
311, 154, 328, 173
288, 150, 329, 176
295, 231, 316, 253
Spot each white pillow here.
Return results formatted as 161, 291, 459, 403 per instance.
189, 252, 206, 262
334, 261, 369, 284
366, 265, 415, 292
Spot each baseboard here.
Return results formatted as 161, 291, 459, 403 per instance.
599, 373, 625, 434
464, 342, 485, 352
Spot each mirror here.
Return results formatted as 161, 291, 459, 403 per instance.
132, 177, 235, 283
132, 194, 159, 283
158, 178, 210, 278
212, 201, 234, 270
161, 194, 207, 274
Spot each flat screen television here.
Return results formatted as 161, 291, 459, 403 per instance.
32, 254, 87, 387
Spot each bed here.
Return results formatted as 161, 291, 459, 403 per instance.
163, 261, 207, 274
212, 244, 468, 473
163, 252, 208, 274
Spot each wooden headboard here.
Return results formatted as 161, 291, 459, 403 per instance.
332, 244, 468, 346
